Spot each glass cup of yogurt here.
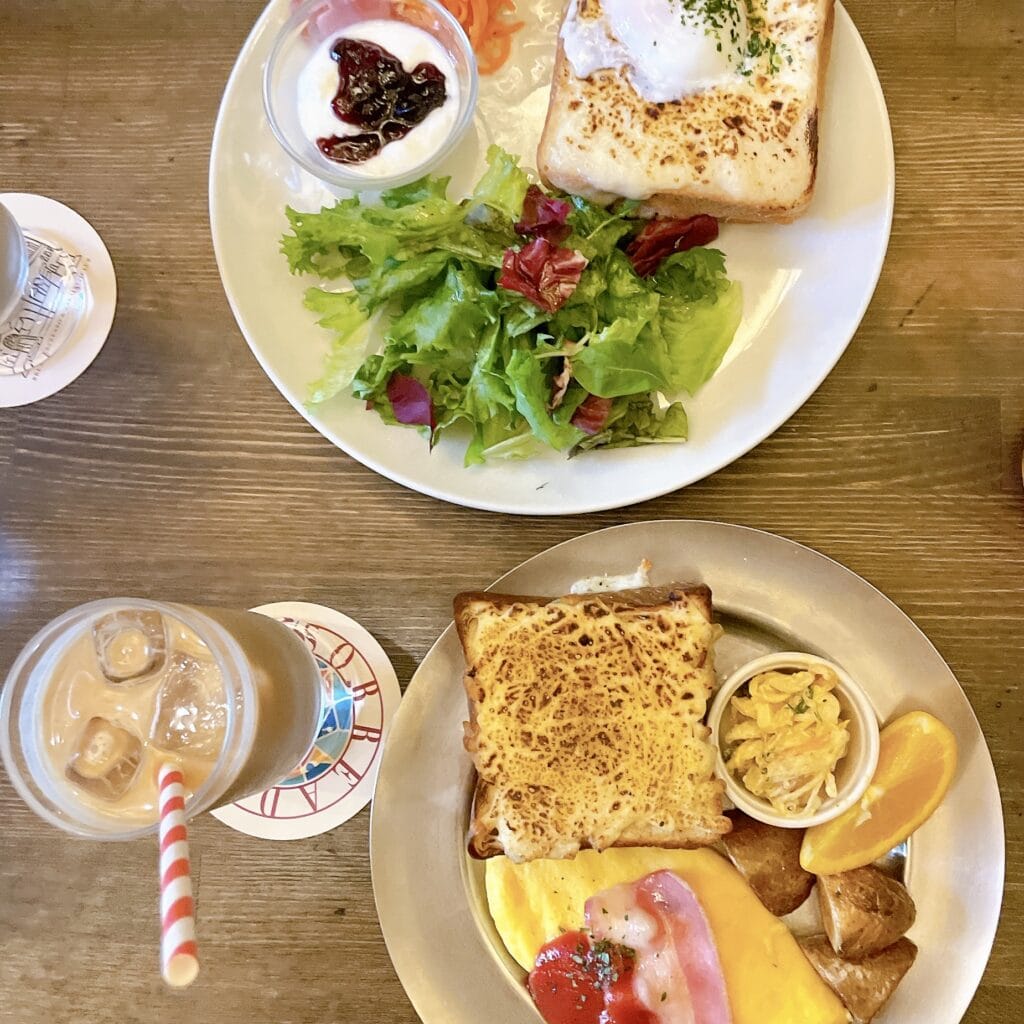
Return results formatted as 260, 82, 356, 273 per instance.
264, 0, 479, 190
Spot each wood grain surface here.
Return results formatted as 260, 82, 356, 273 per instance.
1, 0, 1022, 1022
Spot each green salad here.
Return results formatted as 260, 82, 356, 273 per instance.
281, 146, 742, 465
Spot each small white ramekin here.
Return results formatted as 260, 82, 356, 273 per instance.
707, 651, 880, 829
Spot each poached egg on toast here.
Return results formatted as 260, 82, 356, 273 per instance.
538, 0, 835, 222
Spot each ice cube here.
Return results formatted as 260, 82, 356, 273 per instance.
92, 610, 167, 684
65, 717, 143, 801
150, 652, 227, 758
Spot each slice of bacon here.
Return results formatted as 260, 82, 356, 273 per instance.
498, 238, 588, 313
570, 394, 612, 435
585, 871, 732, 1024
635, 872, 732, 1024
515, 185, 572, 243
625, 215, 719, 277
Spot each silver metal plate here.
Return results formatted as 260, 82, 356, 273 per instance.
370, 521, 1003, 1023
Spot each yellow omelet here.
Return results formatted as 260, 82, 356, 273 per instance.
485, 847, 847, 1024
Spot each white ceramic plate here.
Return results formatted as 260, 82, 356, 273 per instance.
370, 521, 1003, 1024
210, 2, 894, 514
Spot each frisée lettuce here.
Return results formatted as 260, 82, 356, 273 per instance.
281, 146, 742, 464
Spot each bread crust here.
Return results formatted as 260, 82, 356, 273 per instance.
538, 0, 836, 223
454, 583, 713, 637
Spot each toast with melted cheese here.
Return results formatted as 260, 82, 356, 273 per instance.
538, 0, 835, 223
454, 583, 730, 863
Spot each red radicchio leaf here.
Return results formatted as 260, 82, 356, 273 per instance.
570, 394, 613, 435
386, 373, 435, 431
498, 238, 588, 313
625, 214, 719, 277
514, 185, 572, 243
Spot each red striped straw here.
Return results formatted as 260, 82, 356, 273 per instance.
157, 763, 199, 988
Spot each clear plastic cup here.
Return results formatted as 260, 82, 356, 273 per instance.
0, 599, 324, 840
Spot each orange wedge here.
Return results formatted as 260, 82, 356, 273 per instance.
800, 710, 957, 874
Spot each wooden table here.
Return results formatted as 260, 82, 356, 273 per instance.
1, 1, 1021, 1021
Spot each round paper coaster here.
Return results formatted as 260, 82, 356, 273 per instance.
211, 602, 401, 840
0, 193, 116, 408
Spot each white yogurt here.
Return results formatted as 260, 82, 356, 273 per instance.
296, 19, 460, 178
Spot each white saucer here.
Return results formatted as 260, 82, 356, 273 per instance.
0, 194, 116, 408
211, 602, 401, 841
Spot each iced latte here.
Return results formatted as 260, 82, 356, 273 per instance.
1, 600, 324, 838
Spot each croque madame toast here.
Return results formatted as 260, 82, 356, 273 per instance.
538, 0, 835, 223
454, 584, 730, 863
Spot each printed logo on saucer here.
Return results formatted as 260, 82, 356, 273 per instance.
243, 617, 385, 820
0, 235, 89, 377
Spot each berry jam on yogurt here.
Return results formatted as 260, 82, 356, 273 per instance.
297, 20, 460, 176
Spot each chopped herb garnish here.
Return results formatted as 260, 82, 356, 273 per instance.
671, 0, 788, 76
661, 992, 668, 1002
579, 939, 637, 989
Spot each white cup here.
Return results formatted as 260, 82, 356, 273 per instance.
0, 202, 29, 324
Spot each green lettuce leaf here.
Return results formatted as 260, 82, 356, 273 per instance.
282, 191, 469, 275
303, 288, 372, 404
353, 251, 452, 312
385, 263, 497, 370
351, 352, 392, 402
462, 321, 515, 419
431, 219, 518, 268
505, 348, 585, 450
469, 145, 530, 222
380, 175, 451, 208
284, 146, 742, 463
572, 396, 689, 454
565, 196, 641, 259
463, 412, 542, 467
657, 280, 743, 395
653, 247, 731, 301
282, 199, 394, 271
572, 318, 669, 398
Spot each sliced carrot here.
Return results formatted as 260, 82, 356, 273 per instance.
439, 0, 524, 74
